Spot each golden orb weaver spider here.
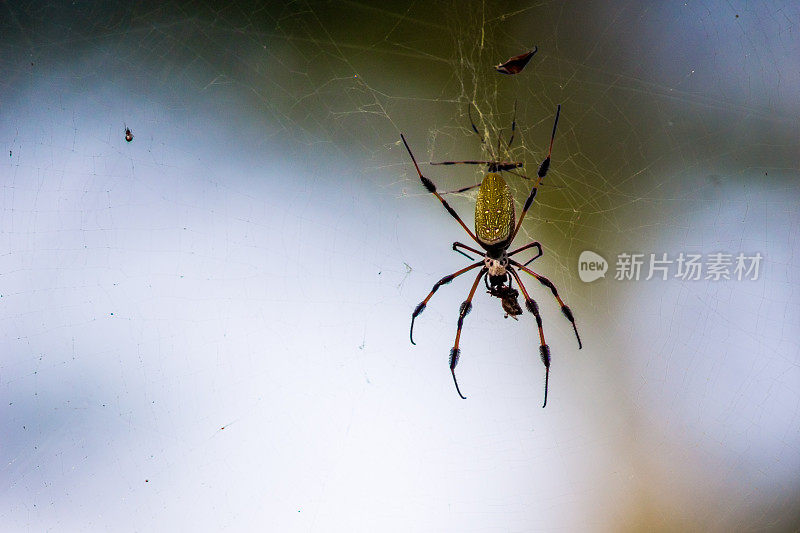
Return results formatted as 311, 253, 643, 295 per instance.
400, 104, 582, 407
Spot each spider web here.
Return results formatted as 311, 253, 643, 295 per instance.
2, 1, 799, 531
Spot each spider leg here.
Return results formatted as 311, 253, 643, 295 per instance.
508, 241, 543, 266
430, 160, 523, 168
440, 168, 549, 193
511, 260, 582, 349
508, 267, 551, 408
442, 182, 482, 195
468, 103, 486, 145
505, 168, 530, 181
449, 267, 487, 399
410, 261, 483, 345
452, 241, 484, 261
401, 134, 481, 245
430, 160, 494, 166
506, 100, 517, 149
503, 168, 531, 184
508, 105, 561, 244
505, 170, 565, 192
483, 272, 493, 292
505, 170, 566, 190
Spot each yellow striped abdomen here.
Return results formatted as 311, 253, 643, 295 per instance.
475, 173, 515, 246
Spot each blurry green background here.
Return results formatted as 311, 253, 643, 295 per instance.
2, 1, 798, 531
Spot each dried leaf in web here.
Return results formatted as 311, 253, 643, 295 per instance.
494, 46, 538, 75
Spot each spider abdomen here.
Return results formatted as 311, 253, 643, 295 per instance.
475, 173, 515, 247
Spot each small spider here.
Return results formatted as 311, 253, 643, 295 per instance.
124, 124, 133, 142
401, 104, 582, 407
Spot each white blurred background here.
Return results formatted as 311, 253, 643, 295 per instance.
1, 1, 798, 531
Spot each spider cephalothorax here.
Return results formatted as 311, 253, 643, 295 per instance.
401, 104, 582, 407
484, 255, 508, 277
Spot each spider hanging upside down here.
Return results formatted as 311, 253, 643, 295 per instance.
400, 104, 582, 407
